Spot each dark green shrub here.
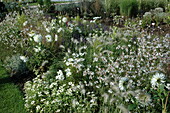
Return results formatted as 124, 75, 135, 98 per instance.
139, 0, 166, 14
44, 0, 51, 6
0, 2, 21, 21
37, 0, 43, 6
110, 0, 120, 15
0, 2, 7, 21
119, 0, 138, 17
139, 0, 155, 13
5, 2, 21, 12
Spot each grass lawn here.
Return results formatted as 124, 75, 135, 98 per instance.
0, 63, 27, 113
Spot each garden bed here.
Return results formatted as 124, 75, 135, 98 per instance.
0, 0, 170, 113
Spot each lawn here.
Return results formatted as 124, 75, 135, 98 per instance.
0, 63, 27, 113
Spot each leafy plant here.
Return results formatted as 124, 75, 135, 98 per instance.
3, 54, 29, 79
37, 0, 43, 6
4, 2, 21, 13
24, 25, 170, 112
43, 0, 52, 12
0, 2, 7, 21
141, 7, 169, 27
101, 0, 120, 16
119, 0, 138, 17
139, 0, 167, 14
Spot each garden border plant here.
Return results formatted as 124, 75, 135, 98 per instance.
0, 2, 170, 113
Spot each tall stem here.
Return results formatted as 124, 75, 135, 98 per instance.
162, 91, 170, 113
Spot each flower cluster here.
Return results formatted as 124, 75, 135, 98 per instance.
1, 8, 169, 113
24, 25, 170, 112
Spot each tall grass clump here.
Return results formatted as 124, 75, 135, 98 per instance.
101, 0, 120, 16
119, 0, 138, 17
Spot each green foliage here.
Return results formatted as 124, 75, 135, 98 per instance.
141, 7, 169, 27
37, 0, 52, 12
101, 0, 120, 15
3, 54, 29, 78
0, 12, 23, 61
0, 2, 21, 21
1, 7, 170, 113
16, 13, 27, 29
4, 2, 21, 12
139, 0, 167, 13
44, 0, 51, 6
0, 2, 7, 21
119, 0, 138, 17
37, 0, 43, 6
24, 23, 170, 112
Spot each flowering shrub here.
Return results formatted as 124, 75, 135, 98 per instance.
0, 12, 25, 61
0, 6, 169, 113
141, 7, 169, 27
0, 8, 111, 79
24, 26, 170, 112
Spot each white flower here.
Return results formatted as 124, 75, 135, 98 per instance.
90, 20, 95, 23
57, 27, 63, 33
45, 35, 52, 42
23, 21, 28, 26
56, 109, 61, 113
66, 71, 71, 77
139, 20, 142, 25
165, 33, 170, 38
108, 89, 113, 94
151, 23, 155, 26
20, 56, 28, 62
36, 105, 41, 111
151, 73, 165, 87
56, 70, 64, 80
93, 17, 101, 20
143, 12, 152, 18
59, 45, 65, 49
33, 34, 42, 43
62, 17, 67, 23
155, 7, 163, 13
80, 89, 86, 94
34, 46, 41, 52
55, 34, 58, 41
46, 28, 50, 33
65, 68, 72, 77
82, 20, 87, 23
72, 99, 79, 108
41, 60, 48, 67
165, 83, 170, 90
28, 30, 36, 37
119, 77, 129, 91
31, 101, 35, 105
